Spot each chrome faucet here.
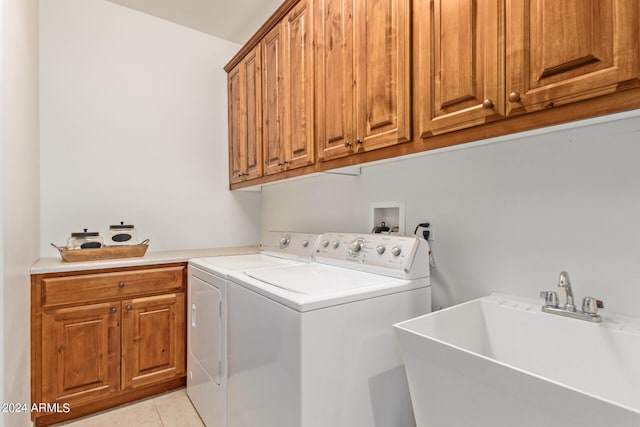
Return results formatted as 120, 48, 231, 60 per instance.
557, 271, 575, 311
539, 271, 604, 323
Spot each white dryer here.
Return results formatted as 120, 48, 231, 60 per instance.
187, 232, 319, 427
226, 232, 431, 427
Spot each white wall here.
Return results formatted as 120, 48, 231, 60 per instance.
262, 111, 640, 318
40, 0, 261, 255
0, 0, 5, 417
1, 0, 40, 425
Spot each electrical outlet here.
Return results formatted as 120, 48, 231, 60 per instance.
414, 222, 432, 241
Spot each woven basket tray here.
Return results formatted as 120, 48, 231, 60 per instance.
51, 239, 150, 262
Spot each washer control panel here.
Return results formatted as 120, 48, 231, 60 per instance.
315, 233, 423, 274
260, 232, 320, 259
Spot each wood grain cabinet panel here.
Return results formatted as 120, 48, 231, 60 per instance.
355, 0, 411, 151
122, 293, 185, 390
283, 0, 315, 170
416, 0, 505, 137
316, 0, 355, 160
244, 48, 263, 180
228, 66, 243, 183
41, 266, 184, 307
263, 0, 315, 175
317, 0, 410, 160
506, 0, 640, 115
41, 302, 120, 407
262, 24, 286, 176
228, 45, 263, 183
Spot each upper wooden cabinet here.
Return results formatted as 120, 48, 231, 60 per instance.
283, 0, 315, 170
316, 0, 411, 161
315, 0, 353, 160
416, 0, 505, 137
228, 45, 263, 184
263, 0, 315, 176
262, 24, 285, 176
226, 0, 640, 188
416, 0, 640, 137
506, 0, 640, 116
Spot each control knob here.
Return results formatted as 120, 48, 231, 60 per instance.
302, 240, 309, 247
280, 237, 290, 247
331, 240, 340, 249
321, 239, 329, 248
348, 239, 364, 256
391, 246, 402, 257
376, 244, 386, 254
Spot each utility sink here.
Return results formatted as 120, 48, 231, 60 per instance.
394, 294, 640, 427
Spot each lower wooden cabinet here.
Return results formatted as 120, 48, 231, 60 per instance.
41, 302, 121, 407
122, 293, 185, 390
31, 263, 187, 426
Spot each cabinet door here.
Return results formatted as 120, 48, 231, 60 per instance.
228, 46, 263, 183
262, 23, 286, 176
283, 0, 315, 170
122, 293, 185, 390
355, 0, 411, 151
316, 0, 356, 160
228, 66, 243, 184
506, 0, 640, 116
242, 46, 263, 180
416, 0, 504, 138
42, 302, 120, 406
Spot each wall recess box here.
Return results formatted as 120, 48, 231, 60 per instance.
369, 201, 405, 235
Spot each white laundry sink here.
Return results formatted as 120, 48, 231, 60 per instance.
394, 294, 640, 427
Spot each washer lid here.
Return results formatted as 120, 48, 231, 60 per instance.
245, 263, 397, 295
233, 263, 429, 312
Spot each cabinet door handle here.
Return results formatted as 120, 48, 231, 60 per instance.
356, 139, 363, 145
508, 92, 521, 102
110, 307, 117, 314
192, 304, 197, 328
118, 281, 125, 288
482, 99, 494, 109
344, 140, 352, 148
125, 305, 132, 311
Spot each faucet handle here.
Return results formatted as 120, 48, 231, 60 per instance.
540, 291, 559, 307
582, 297, 604, 315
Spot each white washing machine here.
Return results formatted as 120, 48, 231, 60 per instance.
187, 232, 320, 427
226, 232, 431, 427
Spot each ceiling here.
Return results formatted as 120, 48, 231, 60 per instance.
106, 0, 283, 45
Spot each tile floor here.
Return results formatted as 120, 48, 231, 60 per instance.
56, 388, 204, 427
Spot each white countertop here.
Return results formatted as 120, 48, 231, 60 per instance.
31, 245, 259, 274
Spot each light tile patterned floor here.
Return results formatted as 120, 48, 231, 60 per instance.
56, 388, 205, 427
